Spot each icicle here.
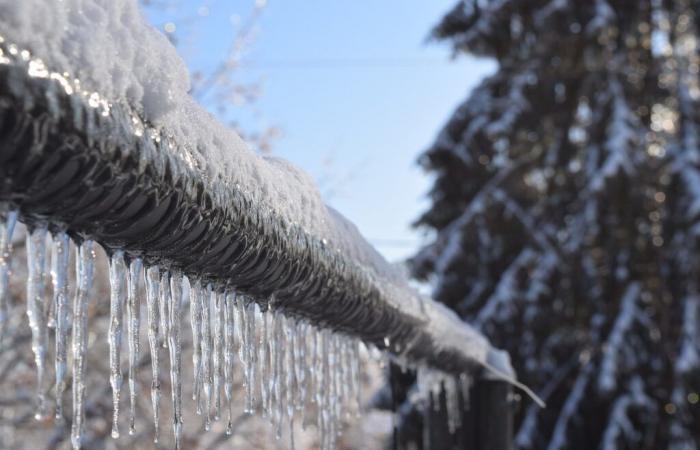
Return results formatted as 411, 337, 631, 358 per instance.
302, 324, 319, 430
316, 330, 328, 449
26, 226, 49, 420
246, 301, 258, 414
274, 310, 286, 439
284, 317, 297, 449
167, 273, 184, 444
224, 291, 235, 434
212, 289, 224, 420
236, 297, 250, 413
145, 266, 161, 443
190, 280, 203, 408
167, 272, 184, 449
159, 271, 170, 348
108, 251, 127, 438
71, 240, 95, 450
51, 232, 70, 419
444, 376, 460, 434
201, 283, 213, 430
293, 321, 307, 414
126, 258, 143, 435
259, 307, 270, 418
350, 341, 361, 416
268, 311, 279, 430
0, 210, 17, 336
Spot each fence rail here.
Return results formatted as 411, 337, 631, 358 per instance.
0, 46, 515, 449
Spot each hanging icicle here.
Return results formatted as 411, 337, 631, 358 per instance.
159, 271, 170, 349
167, 272, 184, 449
108, 250, 127, 438
0, 209, 17, 337
190, 279, 203, 409
126, 257, 143, 435
259, 306, 271, 419
201, 283, 213, 430
246, 301, 258, 415
145, 265, 162, 443
224, 290, 236, 434
51, 232, 70, 419
212, 289, 224, 421
25, 226, 49, 420
284, 316, 297, 450
71, 240, 95, 450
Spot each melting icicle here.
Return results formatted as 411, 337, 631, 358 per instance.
0, 210, 17, 336
259, 307, 271, 418
190, 280, 203, 408
159, 271, 170, 348
51, 232, 70, 419
350, 341, 361, 416
212, 289, 224, 420
236, 296, 249, 413
71, 240, 95, 450
293, 321, 307, 414
223, 291, 235, 433
444, 376, 460, 434
108, 251, 127, 438
26, 226, 49, 420
167, 272, 184, 449
303, 324, 319, 430
273, 310, 286, 439
247, 301, 258, 414
127, 258, 143, 435
201, 283, 213, 429
284, 317, 297, 449
145, 266, 162, 443
317, 330, 329, 450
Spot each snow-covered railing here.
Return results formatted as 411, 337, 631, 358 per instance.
0, 2, 523, 448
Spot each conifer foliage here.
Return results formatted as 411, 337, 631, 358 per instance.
411, 0, 700, 448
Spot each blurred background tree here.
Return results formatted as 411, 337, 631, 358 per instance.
386, 0, 700, 448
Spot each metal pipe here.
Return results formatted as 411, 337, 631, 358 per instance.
0, 47, 500, 378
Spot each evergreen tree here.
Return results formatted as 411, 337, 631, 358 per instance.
409, 0, 700, 448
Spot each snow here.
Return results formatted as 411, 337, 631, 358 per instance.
0, 1, 505, 383
0, 0, 388, 280
598, 282, 641, 393
599, 377, 652, 450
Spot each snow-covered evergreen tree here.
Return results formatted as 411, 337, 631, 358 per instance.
408, 0, 700, 448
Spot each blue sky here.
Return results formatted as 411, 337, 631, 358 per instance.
144, 1, 494, 262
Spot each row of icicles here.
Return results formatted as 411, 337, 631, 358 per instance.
0, 209, 364, 450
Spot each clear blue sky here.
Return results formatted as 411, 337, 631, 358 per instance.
144, 1, 494, 262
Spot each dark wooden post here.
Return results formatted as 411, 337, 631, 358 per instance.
470, 379, 513, 450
